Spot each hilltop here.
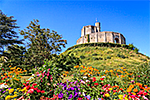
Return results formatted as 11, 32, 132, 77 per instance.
62, 42, 150, 71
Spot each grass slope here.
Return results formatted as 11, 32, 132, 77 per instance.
62, 44, 150, 71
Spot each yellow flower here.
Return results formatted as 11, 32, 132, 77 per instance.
14, 92, 18, 95
21, 87, 27, 93
118, 95, 123, 99
105, 93, 110, 97
113, 92, 116, 95
5, 95, 11, 100
110, 70, 113, 72
9, 89, 14, 94
109, 88, 112, 90
12, 94, 18, 98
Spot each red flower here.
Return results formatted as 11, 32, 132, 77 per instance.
26, 85, 30, 90
36, 89, 41, 93
41, 90, 45, 93
100, 78, 104, 81
94, 83, 99, 86
92, 77, 96, 82
77, 97, 83, 100
32, 83, 37, 86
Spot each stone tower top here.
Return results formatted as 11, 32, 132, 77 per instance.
81, 22, 101, 37
77, 22, 126, 45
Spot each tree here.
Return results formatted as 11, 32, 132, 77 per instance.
20, 19, 67, 69
2, 45, 26, 69
0, 10, 23, 57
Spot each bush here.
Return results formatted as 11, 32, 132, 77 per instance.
80, 55, 85, 59
117, 54, 126, 59
106, 56, 111, 59
92, 57, 99, 60
99, 57, 103, 60
92, 53, 98, 56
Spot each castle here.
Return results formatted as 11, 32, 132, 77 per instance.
76, 22, 126, 45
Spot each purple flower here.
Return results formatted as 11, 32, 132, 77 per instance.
98, 98, 102, 100
68, 94, 73, 99
2, 90, 6, 93
86, 95, 91, 99
74, 91, 79, 97
58, 93, 63, 98
70, 87, 74, 91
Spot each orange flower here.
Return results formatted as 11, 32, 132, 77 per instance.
74, 65, 79, 68
132, 92, 136, 95
127, 88, 132, 92
133, 88, 138, 92
80, 69, 86, 73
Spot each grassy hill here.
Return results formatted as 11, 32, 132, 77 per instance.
62, 43, 150, 71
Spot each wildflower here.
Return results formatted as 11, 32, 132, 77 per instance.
41, 90, 45, 93
105, 93, 110, 97
68, 94, 73, 99
92, 77, 96, 82
100, 78, 104, 81
28, 89, 34, 94
133, 88, 138, 92
83, 76, 87, 79
58, 93, 63, 98
108, 88, 112, 91
5, 95, 11, 100
9, 88, 14, 94
94, 83, 99, 86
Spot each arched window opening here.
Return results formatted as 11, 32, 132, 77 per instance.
115, 38, 119, 43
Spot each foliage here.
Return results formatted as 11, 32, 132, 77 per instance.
44, 53, 81, 71
2, 45, 26, 68
19, 19, 67, 69
0, 10, 23, 57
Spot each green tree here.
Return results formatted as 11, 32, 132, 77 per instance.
20, 19, 67, 69
2, 45, 26, 69
0, 10, 23, 57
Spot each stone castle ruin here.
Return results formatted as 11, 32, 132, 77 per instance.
76, 22, 126, 45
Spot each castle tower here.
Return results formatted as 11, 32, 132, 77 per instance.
77, 22, 126, 45
95, 22, 101, 32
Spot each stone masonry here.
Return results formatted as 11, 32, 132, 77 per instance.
76, 22, 126, 45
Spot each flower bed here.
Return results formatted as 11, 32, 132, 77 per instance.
0, 63, 150, 100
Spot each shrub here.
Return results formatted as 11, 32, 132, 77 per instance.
117, 54, 126, 59
99, 57, 103, 60
92, 53, 98, 56
80, 55, 85, 59
106, 56, 111, 59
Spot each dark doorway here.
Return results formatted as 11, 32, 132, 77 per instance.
115, 38, 119, 43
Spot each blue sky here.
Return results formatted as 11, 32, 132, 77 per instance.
0, 0, 149, 56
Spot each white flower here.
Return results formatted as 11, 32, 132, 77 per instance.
86, 80, 90, 82
82, 92, 85, 96
81, 80, 85, 84
102, 76, 106, 78
83, 76, 87, 79
0, 83, 8, 89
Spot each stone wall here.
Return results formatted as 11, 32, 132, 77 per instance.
76, 31, 126, 45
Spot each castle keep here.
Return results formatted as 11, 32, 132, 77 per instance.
76, 22, 126, 45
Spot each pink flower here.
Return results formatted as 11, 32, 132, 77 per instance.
28, 89, 34, 94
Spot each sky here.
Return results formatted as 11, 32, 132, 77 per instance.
0, 0, 149, 56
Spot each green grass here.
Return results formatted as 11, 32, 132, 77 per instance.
62, 45, 150, 71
